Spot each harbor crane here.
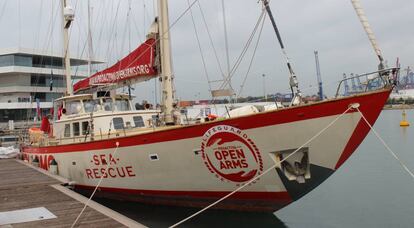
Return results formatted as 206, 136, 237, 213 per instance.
343, 73, 350, 96
314, 51, 323, 100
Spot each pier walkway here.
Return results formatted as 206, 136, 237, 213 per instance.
0, 159, 144, 227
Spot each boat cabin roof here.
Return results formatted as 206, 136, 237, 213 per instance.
55, 94, 92, 102
55, 93, 133, 103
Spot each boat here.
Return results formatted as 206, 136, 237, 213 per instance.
21, 0, 398, 212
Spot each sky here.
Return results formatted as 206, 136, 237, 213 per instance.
0, 0, 413, 103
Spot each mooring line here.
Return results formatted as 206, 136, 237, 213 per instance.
71, 142, 120, 228
169, 105, 354, 227
356, 108, 414, 179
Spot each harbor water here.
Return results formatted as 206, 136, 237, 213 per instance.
95, 110, 414, 228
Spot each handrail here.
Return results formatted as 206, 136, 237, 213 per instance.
335, 67, 398, 97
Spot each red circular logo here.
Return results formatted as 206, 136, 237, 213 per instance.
201, 125, 263, 183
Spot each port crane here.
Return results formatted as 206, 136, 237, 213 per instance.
314, 51, 323, 100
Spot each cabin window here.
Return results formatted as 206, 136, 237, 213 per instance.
113, 117, 124, 130
115, 99, 130, 111
133, 116, 145, 128
64, 124, 70, 137
103, 98, 113, 111
73, 122, 80, 136
66, 100, 82, 115
1, 137, 18, 142
83, 99, 99, 112
82, 121, 89, 135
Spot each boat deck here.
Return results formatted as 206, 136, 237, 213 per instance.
0, 159, 144, 227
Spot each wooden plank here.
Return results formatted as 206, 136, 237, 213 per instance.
0, 159, 141, 227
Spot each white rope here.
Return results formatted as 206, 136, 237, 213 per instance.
169, 106, 353, 228
350, 0, 383, 60
356, 108, 414, 179
71, 142, 120, 228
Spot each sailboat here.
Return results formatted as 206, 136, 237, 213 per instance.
22, 0, 398, 212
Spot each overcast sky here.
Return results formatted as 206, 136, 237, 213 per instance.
0, 0, 413, 102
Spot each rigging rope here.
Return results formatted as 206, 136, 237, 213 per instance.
106, 0, 122, 66
71, 142, 120, 228
76, 1, 107, 75
130, 3, 144, 42
0, 0, 7, 22
18, 0, 21, 47
122, 0, 200, 71
26, 0, 61, 126
79, 0, 200, 80
221, 0, 233, 92
218, 9, 266, 91
169, 105, 353, 227
120, 2, 132, 59
350, 0, 384, 64
237, 11, 266, 98
356, 107, 414, 179
197, 1, 226, 79
186, 0, 213, 95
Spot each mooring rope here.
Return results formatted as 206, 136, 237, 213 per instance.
356, 108, 414, 179
169, 105, 354, 227
71, 142, 120, 228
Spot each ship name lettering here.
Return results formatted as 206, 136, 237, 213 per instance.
38, 155, 55, 170
93, 154, 117, 165
85, 166, 136, 179
214, 149, 248, 170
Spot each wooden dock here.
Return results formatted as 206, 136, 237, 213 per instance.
0, 159, 144, 227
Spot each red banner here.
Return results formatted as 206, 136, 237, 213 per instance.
74, 38, 158, 93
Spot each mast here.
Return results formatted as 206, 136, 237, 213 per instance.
62, 0, 74, 95
158, 0, 175, 124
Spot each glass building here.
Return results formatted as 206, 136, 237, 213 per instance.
0, 47, 102, 128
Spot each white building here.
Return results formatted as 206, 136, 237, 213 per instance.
0, 48, 102, 129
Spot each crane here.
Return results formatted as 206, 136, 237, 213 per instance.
314, 51, 323, 100
343, 73, 350, 96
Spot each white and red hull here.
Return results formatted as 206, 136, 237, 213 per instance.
22, 89, 391, 211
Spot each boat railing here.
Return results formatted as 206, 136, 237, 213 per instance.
335, 67, 398, 98
46, 127, 158, 146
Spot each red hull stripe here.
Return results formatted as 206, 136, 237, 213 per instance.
335, 89, 391, 169
22, 89, 391, 154
75, 184, 292, 202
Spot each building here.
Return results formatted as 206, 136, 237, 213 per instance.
0, 47, 102, 129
